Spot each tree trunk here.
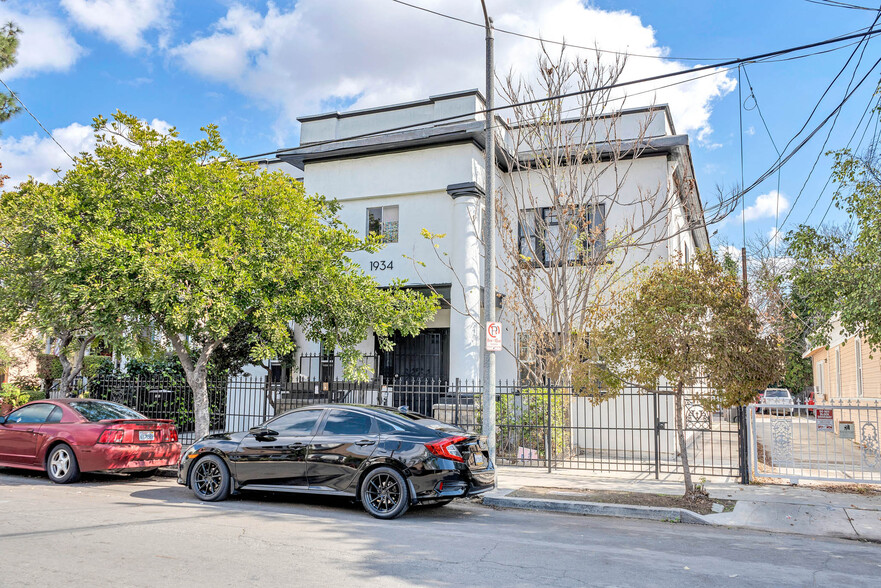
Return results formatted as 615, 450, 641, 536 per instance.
168, 332, 221, 440
185, 368, 211, 440
55, 333, 96, 397
674, 381, 695, 497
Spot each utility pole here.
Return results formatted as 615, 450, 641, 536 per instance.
479, 0, 497, 471
741, 246, 748, 301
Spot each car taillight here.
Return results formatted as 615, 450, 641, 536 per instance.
425, 436, 468, 462
98, 429, 125, 444
162, 428, 179, 443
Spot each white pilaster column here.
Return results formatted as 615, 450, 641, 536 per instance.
447, 182, 483, 383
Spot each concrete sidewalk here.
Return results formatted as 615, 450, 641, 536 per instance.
484, 467, 881, 542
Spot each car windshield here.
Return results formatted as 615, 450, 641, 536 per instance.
69, 401, 148, 421
764, 390, 789, 398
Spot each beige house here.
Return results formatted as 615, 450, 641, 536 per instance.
804, 318, 881, 402
0, 332, 39, 386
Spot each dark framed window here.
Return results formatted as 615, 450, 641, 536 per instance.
518, 204, 605, 265
320, 409, 375, 436
268, 409, 322, 435
366, 205, 399, 243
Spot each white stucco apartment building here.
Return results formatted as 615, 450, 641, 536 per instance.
252, 89, 710, 384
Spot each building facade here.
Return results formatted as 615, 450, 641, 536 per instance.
804, 318, 881, 401
253, 89, 710, 384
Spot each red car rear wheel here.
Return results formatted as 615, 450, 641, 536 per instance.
46, 444, 80, 484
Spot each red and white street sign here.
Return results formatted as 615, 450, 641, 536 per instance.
486, 322, 502, 351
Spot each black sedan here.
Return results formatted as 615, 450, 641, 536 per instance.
177, 404, 495, 519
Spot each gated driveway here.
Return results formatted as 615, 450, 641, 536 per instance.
752, 412, 881, 483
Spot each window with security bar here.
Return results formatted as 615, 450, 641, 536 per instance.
518, 204, 605, 266
366, 205, 399, 243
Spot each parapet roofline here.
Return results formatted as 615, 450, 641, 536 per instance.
297, 89, 487, 124
276, 121, 689, 171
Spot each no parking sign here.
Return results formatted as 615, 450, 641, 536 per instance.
486, 321, 502, 351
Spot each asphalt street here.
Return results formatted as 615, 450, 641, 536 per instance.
1, 468, 880, 587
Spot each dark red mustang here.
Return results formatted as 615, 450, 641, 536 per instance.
0, 398, 181, 483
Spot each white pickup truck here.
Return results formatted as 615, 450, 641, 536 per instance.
759, 388, 793, 415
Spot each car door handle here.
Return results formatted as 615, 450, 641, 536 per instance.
286, 443, 306, 449
355, 439, 376, 447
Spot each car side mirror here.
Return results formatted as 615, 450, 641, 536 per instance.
249, 426, 278, 439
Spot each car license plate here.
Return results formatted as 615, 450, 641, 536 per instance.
473, 452, 486, 468
139, 431, 155, 441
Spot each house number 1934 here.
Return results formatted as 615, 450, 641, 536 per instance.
370, 260, 394, 271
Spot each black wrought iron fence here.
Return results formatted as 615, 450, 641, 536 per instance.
51, 374, 746, 478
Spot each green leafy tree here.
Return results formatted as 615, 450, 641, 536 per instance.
788, 137, 881, 351
0, 180, 123, 395
66, 113, 437, 438
576, 251, 781, 497
0, 5, 21, 188
0, 11, 21, 126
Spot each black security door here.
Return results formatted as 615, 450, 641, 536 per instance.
378, 328, 449, 382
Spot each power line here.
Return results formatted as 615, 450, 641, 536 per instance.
758, 8, 881, 246
740, 54, 881, 204
804, 0, 877, 11
0, 77, 76, 162
248, 27, 881, 161
389, 0, 733, 62
817, 90, 881, 225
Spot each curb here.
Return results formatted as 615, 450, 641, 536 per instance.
481, 491, 712, 525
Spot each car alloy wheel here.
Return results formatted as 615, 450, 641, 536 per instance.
191, 455, 230, 502
361, 467, 409, 519
46, 444, 80, 484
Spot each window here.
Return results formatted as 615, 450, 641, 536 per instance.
320, 409, 374, 436
268, 409, 322, 435
376, 419, 402, 434
46, 406, 63, 424
856, 338, 864, 398
69, 401, 146, 422
518, 204, 605, 265
366, 205, 399, 243
5, 403, 55, 424
835, 348, 842, 398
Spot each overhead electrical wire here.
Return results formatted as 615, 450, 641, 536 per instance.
804, 0, 877, 11
816, 90, 881, 225
237, 27, 881, 163
389, 0, 733, 62
738, 55, 881, 209
0, 77, 76, 163
757, 8, 881, 247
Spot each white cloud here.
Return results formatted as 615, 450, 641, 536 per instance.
718, 245, 741, 261
767, 226, 783, 248
742, 190, 789, 223
0, 122, 95, 189
61, 0, 173, 53
0, 4, 85, 79
171, 0, 736, 147
0, 116, 172, 190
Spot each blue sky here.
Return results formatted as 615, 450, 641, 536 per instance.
0, 0, 878, 253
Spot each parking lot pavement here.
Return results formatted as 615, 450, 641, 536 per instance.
3, 469, 881, 587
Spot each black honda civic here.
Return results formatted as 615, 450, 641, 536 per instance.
177, 404, 495, 519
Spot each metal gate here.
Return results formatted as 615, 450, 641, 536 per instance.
495, 383, 746, 479
748, 399, 881, 484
